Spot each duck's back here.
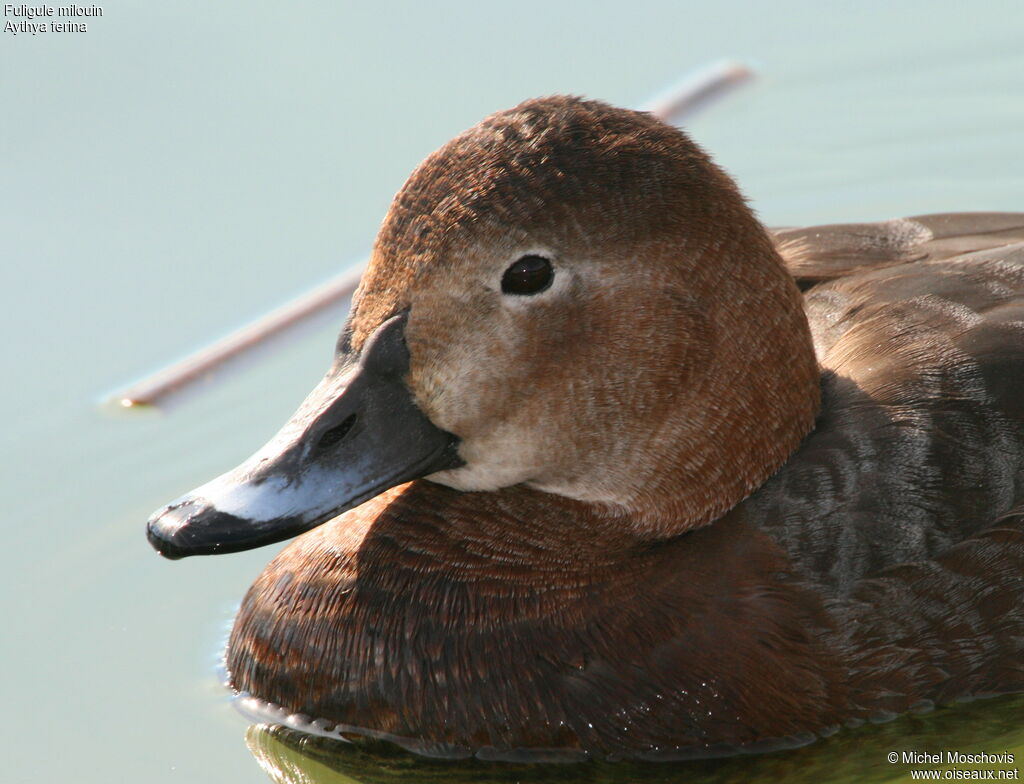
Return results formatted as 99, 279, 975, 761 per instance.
739, 213, 1024, 713
748, 213, 1024, 591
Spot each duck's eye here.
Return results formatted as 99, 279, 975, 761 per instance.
501, 255, 553, 296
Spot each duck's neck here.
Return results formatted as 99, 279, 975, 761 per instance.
612, 224, 821, 539
353, 481, 647, 584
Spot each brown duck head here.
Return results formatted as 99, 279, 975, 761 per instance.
146, 95, 820, 557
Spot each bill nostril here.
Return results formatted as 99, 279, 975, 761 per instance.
315, 413, 357, 454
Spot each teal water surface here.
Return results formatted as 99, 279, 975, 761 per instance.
3, 2, 1024, 782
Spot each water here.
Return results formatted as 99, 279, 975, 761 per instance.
246, 696, 1024, 784
3, 1, 1023, 782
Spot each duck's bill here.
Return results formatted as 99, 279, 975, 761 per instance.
145, 313, 462, 559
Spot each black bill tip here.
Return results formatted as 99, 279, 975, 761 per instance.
146, 499, 310, 560
146, 516, 186, 560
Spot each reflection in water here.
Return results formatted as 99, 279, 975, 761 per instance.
246, 695, 1024, 784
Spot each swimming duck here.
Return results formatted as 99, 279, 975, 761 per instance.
146, 96, 1024, 762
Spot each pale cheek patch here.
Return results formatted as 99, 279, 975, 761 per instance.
407, 254, 592, 496
428, 426, 542, 492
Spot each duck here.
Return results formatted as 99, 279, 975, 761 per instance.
146, 95, 1024, 762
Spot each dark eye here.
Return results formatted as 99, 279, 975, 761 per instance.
501, 255, 554, 296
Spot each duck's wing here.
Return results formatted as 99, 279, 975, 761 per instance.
749, 234, 1024, 592
757, 224, 1024, 712
837, 505, 1024, 714
772, 213, 1024, 289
